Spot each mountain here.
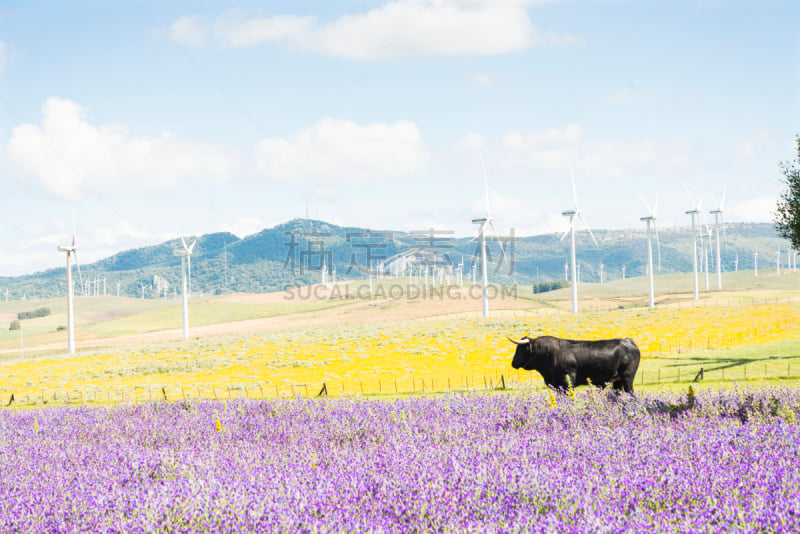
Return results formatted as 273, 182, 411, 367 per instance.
0, 220, 789, 300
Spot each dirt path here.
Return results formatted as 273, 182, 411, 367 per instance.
2, 286, 538, 356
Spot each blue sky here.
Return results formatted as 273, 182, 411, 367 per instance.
1, 0, 798, 276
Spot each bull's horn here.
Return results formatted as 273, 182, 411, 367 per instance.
506, 335, 530, 345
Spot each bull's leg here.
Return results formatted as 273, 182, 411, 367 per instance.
620, 373, 636, 394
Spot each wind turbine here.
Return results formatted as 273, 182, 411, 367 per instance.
560, 159, 598, 314
709, 190, 726, 290
174, 235, 196, 340
472, 158, 504, 319
639, 195, 660, 310
699, 224, 711, 290
684, 187, 703, 301
57, 228, 80, 354
754, 250, 758, 277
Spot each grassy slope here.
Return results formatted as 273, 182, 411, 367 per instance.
81, 299, 349, 337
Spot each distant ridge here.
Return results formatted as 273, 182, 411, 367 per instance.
0, 220, 786, 300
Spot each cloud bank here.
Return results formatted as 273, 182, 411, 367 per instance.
167, 0, 577, 58
6, 97, 241, 200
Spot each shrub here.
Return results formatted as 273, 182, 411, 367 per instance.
18, 307, 51, 320
533, 280, 569, 294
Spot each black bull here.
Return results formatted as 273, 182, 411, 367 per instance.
508, 335, 641, 392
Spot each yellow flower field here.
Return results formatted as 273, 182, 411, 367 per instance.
0, 302, 797, 403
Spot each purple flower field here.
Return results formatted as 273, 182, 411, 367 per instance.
1, 387, 799, 532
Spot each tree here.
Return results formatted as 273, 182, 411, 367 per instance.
775, 134, 800, 251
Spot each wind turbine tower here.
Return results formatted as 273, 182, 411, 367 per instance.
57, 236, 78, 355
174, 236, 196, 340
684, 187, 702, 301
560, 159, 597, 314
709, 191, 726, 290
754, 249, 758, 277
639, 196, 660, 310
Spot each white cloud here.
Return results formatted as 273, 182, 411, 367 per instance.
727, 194, 776, 223
167, 1, 577, 58
219, 217, 268, 238
603, 87, 657, 106
471, 190, 567, 236
253, 118, 428, 183
455, 124, 695, 178
94, 220, 158, 246
168, 15, 210, 48
471, 72, 493, 87
453, 132, 488, 152
6, 97, 241, 200
733, 129, 772, 168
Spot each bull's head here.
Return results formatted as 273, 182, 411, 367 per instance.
507, 335, 536, 370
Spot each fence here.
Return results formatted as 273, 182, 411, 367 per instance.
3, 362, 797, 408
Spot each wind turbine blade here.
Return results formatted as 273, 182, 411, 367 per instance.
175, 225, 189, 251
578, 214, 599, 247
71, 207, 77, 248
488, 220, 505, 259
721, 213, 728, 246
720, 187, 726, 210
560, 217, 577, 242
652, 197, 659, 218
74, 250, 84, 291
188, 240, 197, 253
683, 184, 697, 209
481, 156, 492, 218
637, 193, 652, 214
567, 157, 578, 209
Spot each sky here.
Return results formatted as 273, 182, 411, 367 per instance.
1, 0, 798, 276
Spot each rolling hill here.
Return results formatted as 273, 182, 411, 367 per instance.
0, 219, 790, 301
